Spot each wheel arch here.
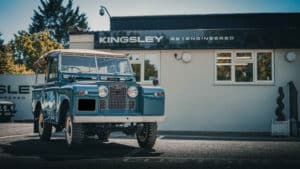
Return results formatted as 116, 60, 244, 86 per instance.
34, 101, 42, 118
58, 99, 70, 127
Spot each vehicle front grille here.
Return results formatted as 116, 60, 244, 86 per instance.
0, 104, 13, 112
109, 83, 127, 109
99, 99, 106, 110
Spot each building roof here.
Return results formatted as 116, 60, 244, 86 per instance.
111, 13, 300, 30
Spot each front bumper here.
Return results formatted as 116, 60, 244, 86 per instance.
73, 115, 166, 123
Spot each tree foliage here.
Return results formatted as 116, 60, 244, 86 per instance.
0, 33, 4, 48
11, 29, 63, 71
0, 33, 31, 74
0, 44, 16, 74
29, 0, 89, 47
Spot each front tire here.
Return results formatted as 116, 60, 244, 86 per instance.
65, 113, 85, 147
136, 122, 157, 149
38, 111, 52, 141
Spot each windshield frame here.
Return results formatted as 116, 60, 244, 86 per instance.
59, 54, 134, 76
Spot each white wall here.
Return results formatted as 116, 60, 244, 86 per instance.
0, 74, 45, 120
70, 34, 94, 49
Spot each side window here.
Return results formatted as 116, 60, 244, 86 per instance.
48, 57, 58, 82
144, 54, 159, 81
131, 63, 141, 82
128, 54, 142, 83
257, 52, 273, 81
216, 52, 232, 81
234, 52, 253, 82
128, 53, 160, 84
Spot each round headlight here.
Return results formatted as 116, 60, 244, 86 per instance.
127, 86, 138, 98
98, 85, 108, 97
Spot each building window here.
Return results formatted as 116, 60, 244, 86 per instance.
128, 53, 160, 84
257, 52, 273, 81
215, 50, 274, 84
216, 52, 232, 81
131, 63, 141, 82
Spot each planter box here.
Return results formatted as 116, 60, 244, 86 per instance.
271, 120, 290, 136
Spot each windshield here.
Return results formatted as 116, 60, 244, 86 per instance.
61, 55, 132, 75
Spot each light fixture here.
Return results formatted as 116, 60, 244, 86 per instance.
127, 86, 138, 98
99, 85, 108, 97
99, 5, 111, 30
182, 53, 192, 63
286, 52, 297, 62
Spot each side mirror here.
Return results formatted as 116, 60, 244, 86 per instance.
153, 79, 159, 86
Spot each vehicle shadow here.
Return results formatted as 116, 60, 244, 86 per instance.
0, 138, 162, 161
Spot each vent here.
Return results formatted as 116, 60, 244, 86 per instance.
129, 100, 135, 110
99, 99, 106, 110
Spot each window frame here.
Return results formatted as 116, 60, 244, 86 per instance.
128, 53, 161, 85
214, 50, 274, 85
215, 50, 234, 85
47, 56, 59, 83
255, 50, 275, 85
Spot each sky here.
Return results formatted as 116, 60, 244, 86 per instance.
0, 0, 300, 43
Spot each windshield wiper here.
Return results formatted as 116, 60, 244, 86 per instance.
65, 75, 97, 82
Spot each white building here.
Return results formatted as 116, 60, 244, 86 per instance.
69, 13, 300, 134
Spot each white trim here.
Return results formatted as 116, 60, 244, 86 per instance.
73, 115, 166, 123
234, 50, 254, 62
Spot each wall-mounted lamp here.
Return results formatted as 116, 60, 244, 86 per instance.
286, 52, 297, 62
182, 53, 192, 63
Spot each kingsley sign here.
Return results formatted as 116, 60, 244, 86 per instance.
99, 36, 164, 44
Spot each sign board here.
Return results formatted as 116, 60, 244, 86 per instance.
0, 74, 45, 120
94, 28, 300, 50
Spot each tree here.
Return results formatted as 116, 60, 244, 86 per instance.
0, 46, 16, 74
11, 29, 63, 71
0, 33, 16, 74
29, 0, 89, 47
0, 33, 4, 48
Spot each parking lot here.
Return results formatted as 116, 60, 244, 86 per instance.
1, 122, 300, 169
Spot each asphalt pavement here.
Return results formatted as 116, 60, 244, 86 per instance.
1, 122, 300, 169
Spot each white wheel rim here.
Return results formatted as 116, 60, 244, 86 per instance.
38, 113, 44, 136
65, 115, 72, 145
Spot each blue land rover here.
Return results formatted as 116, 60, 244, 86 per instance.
32, 49, 165, 148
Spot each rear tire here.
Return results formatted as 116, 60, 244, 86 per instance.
38, 111, 52, 141
136, 122, 157, 149
65, 113, 85, 148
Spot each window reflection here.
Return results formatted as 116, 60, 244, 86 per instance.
235, 63, 253, 82
144, 54, 159, 81
131, 64, 141, 82
257, 52, 272, 80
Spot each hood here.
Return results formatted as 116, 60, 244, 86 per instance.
0, 100, 14, 105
